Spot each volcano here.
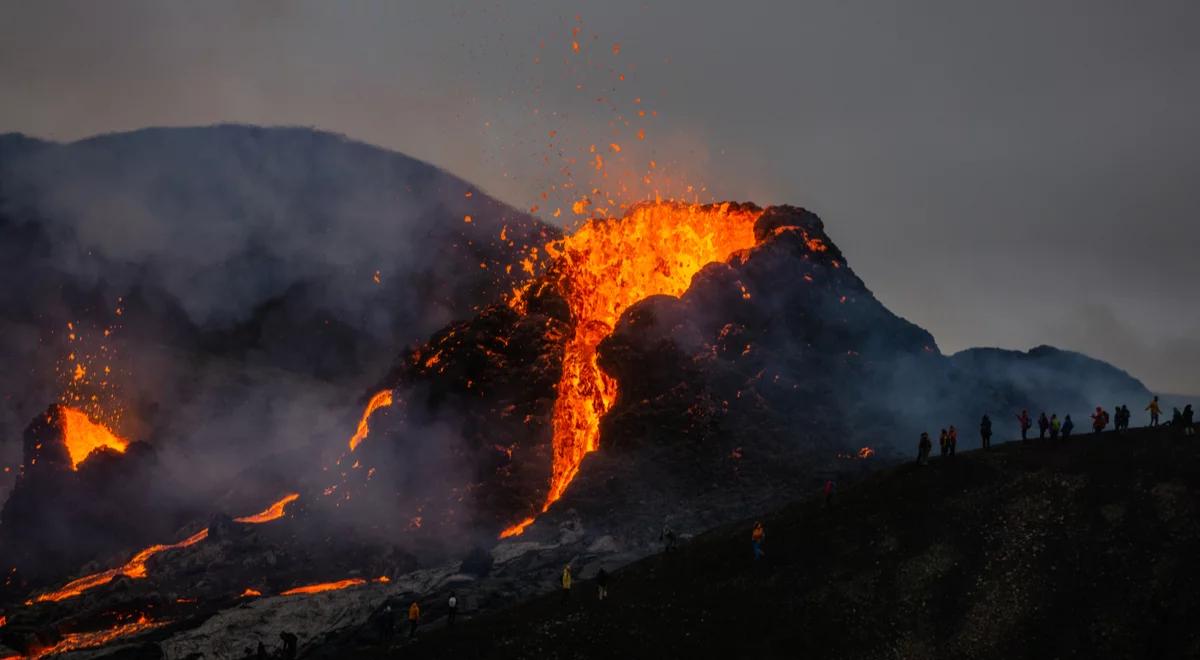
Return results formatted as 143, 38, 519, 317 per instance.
0, 128, 1155, 659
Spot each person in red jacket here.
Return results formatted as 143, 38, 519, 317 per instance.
1091, 406, 1108, 434
1017, 410, 1032, 441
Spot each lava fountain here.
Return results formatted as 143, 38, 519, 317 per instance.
58, 406, 128, 469
502, 202, 762, 536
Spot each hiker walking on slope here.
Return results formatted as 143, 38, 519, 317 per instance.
1146, 396, 1162, 426
1017, 410, 1032, 442
596, 568, 609, 601
948, 426, 958, 456
1062, 415, 1074, 439
1049, 414, 1060, 440
918, 432, 932, 465
447, 592, 458, 626
752, 521, 766, 561
980, 415, 993, 450
1037, 413, 1050, 440
407, 601, 420, 638
561, 565, 573, 600
1092, 406, 1108, 434
939, 429, 949, 457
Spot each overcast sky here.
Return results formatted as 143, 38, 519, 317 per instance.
2, 1, 1198, 394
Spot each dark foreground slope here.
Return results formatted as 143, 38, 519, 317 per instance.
376, 425, 1200, 660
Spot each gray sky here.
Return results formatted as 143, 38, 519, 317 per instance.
3, 0, 1198, 394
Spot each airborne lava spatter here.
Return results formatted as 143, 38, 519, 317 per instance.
58, 407, 129, 470
502, 202, 762, 536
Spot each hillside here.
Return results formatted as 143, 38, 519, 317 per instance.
359, 423, 1200, 660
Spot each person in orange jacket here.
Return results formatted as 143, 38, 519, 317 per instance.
1091, 406, 1108, 434
751, 522, 765, 561
407, 601, 420, 638
561, 564, 573, 601
1146, 396, 1162, 426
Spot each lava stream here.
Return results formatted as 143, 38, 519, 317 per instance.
502, 202, 762, 536
27, 615, 167, 659
30, 493, 301, 603
59, 407, 128, 470
280, 578, 366, 596
348, 390, 394, 452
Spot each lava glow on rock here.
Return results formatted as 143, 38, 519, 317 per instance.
501, 202, 762, 536
59, 406, 129, 470
280, 578, 366, 596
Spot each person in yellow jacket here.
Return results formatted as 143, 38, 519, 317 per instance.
561, 564, 572, 601
1146, 396, 1162, 426
407, 601, 420, 638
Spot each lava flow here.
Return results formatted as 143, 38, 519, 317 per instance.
348, 390, 394, 452
26, 615, 168, 659
502, 202, 762, 536
280, 578, 366, 596
58, 406, 129, 470
30, 493, 301, 603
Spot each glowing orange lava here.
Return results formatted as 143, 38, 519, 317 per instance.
234, 493, 300, 524
504, 202, 762, 535
348, 390, 394, 452
240, 588, 263, 598
280, 578, 366, 596
27, 615, 167, 659
30, 493, 300, 604
59, 406, 129, 470
858, 446, 875, 459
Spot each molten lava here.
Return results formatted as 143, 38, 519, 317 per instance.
504, 202, 762, 535
58, 406, 129, 470
280, 578, 366, 596
27, 615, 167, 659
234, 493, 300, 524
348, 390, 394, 452
30, 493, 301, 604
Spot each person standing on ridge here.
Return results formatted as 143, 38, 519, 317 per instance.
980, 415, 993, 450
561, 565, 573, 600
596, 568, 609, 601
1049, 414, 1060, 440
407, 601, 420, 638
752, 522, 766, 561
1017, 410, 1032, 441
447, 592, 458, 627
948, 426, 958, 456
1062, 414, 1074, 439
1037, 413, 1050, 440
918, 432, 932, 465
1092, 406, 1108, 434
823, 479, 836, 508
1147, 396, 1162, 426
1183, 405, 1195, 436
939, 429, 949, 457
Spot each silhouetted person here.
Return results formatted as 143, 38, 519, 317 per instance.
1062, 415, 1074, 439
1049, 414, 1060, 439
1092, 406, 1107, 434
660, 523, 677, 554
1037, 413, 1049, 439
751, 522, 766, 561
1172, 407, 1183, 427
378, 602, 395, 638
256, 642, 268, 660
1183, 405, 1195, 436
980, 415, 993, 450
1146, 396, 1162, 426
407, 601, 420, 638
279, 632, 298, 660
596, 568, 608, 601
939, 429, 949, 457
823, 479, 836, 508
918, 432, 932, 465
447, 592, 458, 626
561, 565, 573, 600
1122, 405, 1132, 431
1017, 410, 1032, 441
948, 426, 958, 456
